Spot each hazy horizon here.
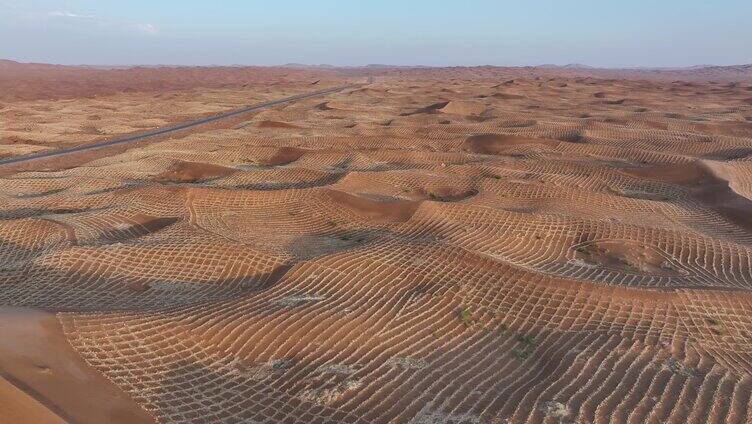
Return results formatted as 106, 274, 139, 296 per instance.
1, 0, 751, 68
3, 59, 752, 70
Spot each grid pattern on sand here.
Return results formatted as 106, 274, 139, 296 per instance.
2, 76, 752, 422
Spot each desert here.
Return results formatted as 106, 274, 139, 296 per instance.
1, 59, 752, 423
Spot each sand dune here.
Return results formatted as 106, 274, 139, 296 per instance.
1, 65, 752, 422
0, 307, 155, 423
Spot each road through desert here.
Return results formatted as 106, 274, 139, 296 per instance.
0, 82, 364, 167
1, 62, 752, 423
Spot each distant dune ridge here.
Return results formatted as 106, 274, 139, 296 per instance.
0, 59, 331, 102
1, 59, 752, 102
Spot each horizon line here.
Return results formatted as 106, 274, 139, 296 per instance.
3, 58, 751, 71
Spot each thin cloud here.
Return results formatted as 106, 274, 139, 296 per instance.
49, 10, 158, 35
50, 11, 95, 19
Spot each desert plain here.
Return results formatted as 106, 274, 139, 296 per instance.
2, 61, 752, 423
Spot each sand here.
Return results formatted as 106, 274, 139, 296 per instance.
0, 307, 155, 424
1, 62, 752, 423
0, 80, 343, 161
0, 377, 66, 424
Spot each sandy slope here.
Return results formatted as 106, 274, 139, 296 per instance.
0, 377, 66, 424
0, 307, 154, 423
1, 67, 752, 423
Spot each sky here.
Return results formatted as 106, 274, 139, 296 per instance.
1, 0, 751, 68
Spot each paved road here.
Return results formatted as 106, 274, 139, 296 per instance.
0, 80, 369, 166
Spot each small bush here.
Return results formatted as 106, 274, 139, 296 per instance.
517, 334, 536, 346
512, 348, 530, 360
458, 307, 474, 327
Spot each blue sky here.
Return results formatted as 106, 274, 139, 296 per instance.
1, 0, 751, 67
